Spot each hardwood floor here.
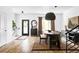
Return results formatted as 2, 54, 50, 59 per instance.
0, 36, 38, 53
0, 36, 65, 53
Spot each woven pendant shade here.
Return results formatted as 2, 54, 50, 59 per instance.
45, 12, 56, 20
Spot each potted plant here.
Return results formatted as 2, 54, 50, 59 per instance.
12, 20, 17, 31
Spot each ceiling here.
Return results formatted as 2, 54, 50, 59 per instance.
12, 6, 75, 14
0, 6, 75, 14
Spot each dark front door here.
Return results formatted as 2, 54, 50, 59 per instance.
22, 20, 29, 35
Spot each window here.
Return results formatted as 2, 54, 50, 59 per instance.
42, 18, 51, 31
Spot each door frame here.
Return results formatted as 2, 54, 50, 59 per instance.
22, 20, 29, 35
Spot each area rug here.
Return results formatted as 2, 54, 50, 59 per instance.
32, 43, 49, 50
32, 43, 65, 53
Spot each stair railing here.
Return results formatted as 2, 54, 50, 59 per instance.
65, 25, 79, 53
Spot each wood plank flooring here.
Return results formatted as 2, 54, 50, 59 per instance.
0, 36, 65, 53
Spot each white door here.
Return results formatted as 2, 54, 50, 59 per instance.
0, 14, 7, 44
0, 16, 1, 42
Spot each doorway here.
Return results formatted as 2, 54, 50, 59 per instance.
22, 20, 29, 35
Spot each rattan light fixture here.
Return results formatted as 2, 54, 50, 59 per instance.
45, 12, 56, 31
45, 12, 56, 20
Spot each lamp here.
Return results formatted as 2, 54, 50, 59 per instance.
45, 12, 56, 20
45, 12, 56, 31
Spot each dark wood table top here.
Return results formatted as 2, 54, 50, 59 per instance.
44, 31, 60, 35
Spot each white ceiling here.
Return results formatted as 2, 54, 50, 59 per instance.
0, 6, 75, 14
12, 6, 75, 14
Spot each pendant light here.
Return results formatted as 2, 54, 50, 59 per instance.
45, 12, 56, 20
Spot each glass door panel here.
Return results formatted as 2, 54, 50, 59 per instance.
22, 20, 29, 35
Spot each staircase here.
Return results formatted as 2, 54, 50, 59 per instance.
66, 25, 79, 53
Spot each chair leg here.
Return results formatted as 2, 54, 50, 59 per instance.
39, 38, 47, 44
39, 38, 41, 44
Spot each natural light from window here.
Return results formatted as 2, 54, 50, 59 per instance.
42, 18, 51, 32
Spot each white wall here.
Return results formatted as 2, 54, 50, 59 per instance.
63, 7, 79, 30
6, 13, 15, 41
0, 8, 15, 47
15, 13, 63, 36
55, 13, 63, 31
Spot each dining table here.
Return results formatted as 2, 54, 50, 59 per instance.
44, 31, 61, 49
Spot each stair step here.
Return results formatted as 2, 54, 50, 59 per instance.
67, 44, 79, 49
67, 41, 74, 45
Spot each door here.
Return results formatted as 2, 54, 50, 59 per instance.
0, 16, 1, 42
0, 14, 7, 44
22, 20, 29, 35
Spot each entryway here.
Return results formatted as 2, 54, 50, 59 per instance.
22, 20, 29, 36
